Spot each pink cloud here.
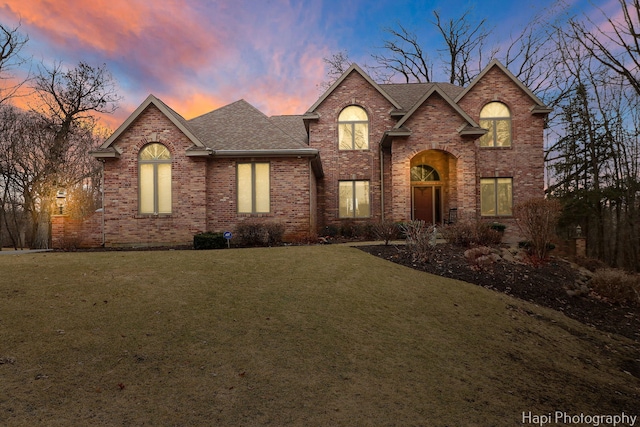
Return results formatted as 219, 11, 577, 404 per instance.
2, 0, 335, 130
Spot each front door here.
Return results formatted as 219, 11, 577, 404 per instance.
413, 186, 441, 223
413, 186, 434, 223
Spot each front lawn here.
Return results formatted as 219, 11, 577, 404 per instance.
1, 246, 638, 426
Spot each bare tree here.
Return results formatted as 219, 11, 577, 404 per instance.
432, 8, 492, 86
319, 50, 353, 90
567, 0, 640, 96
24, 61, 120, 247
371, 24, 433, 83
0, 22, 30, 105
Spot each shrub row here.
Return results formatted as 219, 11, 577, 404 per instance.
194, 221, 285, 249
194, 232, 227, 250
235, 221, 285, 247
440, 220, 503, 247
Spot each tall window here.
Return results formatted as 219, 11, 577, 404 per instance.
480, 178, 513, 216
339, 181, 370, 218
238, 163, 270, 213
139, 143, 172, 214
479, 102, 511, 147
338, 106, 369, 150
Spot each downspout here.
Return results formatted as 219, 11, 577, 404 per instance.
100, 159, 105, 246
380, 144, 385, 223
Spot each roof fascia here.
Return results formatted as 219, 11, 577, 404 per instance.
305, 64, 401, 113
454, 59, 549, 110
211, 148, 319, 158
394, 86, 480, 129
99, 94, 205, 150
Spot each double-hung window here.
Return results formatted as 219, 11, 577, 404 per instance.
480, 178, 513, 216
237, 162, 270, 213
338, 106, 369, 150
139, 143, 172, 214
339, 181, 370, 218
479, 102, 511, 147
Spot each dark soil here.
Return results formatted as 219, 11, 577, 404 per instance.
358, 243, 640, 343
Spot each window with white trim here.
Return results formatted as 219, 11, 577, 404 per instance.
139, 143, 172, 214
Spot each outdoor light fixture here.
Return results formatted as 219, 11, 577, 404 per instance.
575, 225, 582, 237
56, 190, 67, 215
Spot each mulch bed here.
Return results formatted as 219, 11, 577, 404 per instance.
358, 243, 640, 343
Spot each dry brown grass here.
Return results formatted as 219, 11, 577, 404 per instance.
1, 246, 639, 426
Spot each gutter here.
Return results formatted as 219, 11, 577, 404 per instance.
185, 148, 324, 178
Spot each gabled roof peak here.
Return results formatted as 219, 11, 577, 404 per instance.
306, 63, 402, 113
95, 94, 205, 153
454, 59, 549, 109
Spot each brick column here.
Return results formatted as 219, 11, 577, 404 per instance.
51, 215, 68, 249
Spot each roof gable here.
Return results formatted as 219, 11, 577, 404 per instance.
306, 63, 402, 113
454, 59, 549, 110
98, 94, 205, 151
394, 85, 481, 131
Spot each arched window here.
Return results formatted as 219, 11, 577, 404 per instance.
139, 143, 172, 214
338, 106, 369, 150
411, 164, 440, 182
479, 102, 511, 147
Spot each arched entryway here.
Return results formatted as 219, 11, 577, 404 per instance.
410, 150, 456, 224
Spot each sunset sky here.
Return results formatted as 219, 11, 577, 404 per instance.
1, 0, 612, 129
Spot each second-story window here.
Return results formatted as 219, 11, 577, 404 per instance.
479, 102, 511, 147
338, 106, 369, 150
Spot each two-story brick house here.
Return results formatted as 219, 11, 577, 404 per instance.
52, 59, 550, 247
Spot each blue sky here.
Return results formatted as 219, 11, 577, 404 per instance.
0, 0, 607, 128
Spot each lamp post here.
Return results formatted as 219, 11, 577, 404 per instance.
56, 190, 67, 215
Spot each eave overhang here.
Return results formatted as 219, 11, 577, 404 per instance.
380, 127, 412, 149
457, 124, 487, 137
531, 105, 553, 115
90, 147, 121, 159
183, 147, 324, 177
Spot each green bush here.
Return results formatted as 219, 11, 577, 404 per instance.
194, 232, 227, 250
490, 223, 506, 233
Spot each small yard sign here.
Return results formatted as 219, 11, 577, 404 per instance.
223, 231, 232, 248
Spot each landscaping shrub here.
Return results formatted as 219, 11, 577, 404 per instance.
321, 225, 339, 238
373, 220, 400, 245
590, 268, 640, 306
340, 220, 359, 238
194, 232, 227, 250
400, 220, 437, 262
235, 221, 285, 246
513, 198, 561, 260
441, 220, 502, 247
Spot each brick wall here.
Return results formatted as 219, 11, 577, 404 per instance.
388, 93, 476, 222
101, 105, 207, 247
51, 211, 102, 249
308, 71, 397, 228
205, 157, 315, 241
457, 66, 547, 242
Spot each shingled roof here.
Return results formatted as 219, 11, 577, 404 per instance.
188, 100, 309, 151
379, 82, 463, 111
